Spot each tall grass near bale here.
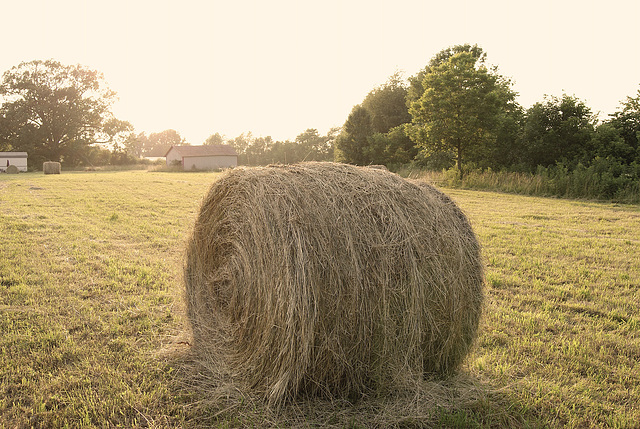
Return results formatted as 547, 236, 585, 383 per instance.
413, 159, 640, 203
184, 162, 484, 405
43, 161, 61, 174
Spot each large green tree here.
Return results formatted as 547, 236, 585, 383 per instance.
335, 105, 372, 165
0, 60, 117, 166
406, 44, 486, 108
365, 124, 417, 166
408, 45, 516, 176
336, 73, 414, 166
606, 87, 640, 163
520, 94, 596, 169
361, 72, 412, 134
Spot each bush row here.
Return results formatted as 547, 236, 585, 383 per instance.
403, 157, 640, 204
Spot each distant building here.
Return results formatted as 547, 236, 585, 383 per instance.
165, 145, 237, 171
144, 146, 171, 159
0, 152, 28, 172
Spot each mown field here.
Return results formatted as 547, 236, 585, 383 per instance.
1, 170, 639, 428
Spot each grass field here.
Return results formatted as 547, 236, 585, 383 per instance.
1, 170, 639, 428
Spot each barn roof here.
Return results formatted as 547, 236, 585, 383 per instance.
165, 145, 237, 158
0, 152, 28, 158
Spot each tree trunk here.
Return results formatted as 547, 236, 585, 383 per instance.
456, 142, 463, 179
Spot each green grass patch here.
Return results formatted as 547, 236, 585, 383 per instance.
410, 160, 640, 204
1, 171, 639, 427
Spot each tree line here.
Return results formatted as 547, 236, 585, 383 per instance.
0, 60, 338, 168
335, 45, 640, 183
2, 49, 639, 184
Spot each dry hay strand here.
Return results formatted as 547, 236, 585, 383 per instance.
177, 367, 517, 428
184, 162, 484, 406
367, 164, 389, 170
43, 161, 61, 174
5, 165, 19, 174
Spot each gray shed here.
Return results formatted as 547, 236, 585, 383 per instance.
165, 145, 237, 171
0, 152, 28, 172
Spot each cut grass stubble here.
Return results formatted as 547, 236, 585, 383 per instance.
1, 170, 639, 427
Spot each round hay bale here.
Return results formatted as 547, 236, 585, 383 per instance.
185, 162, 484, 405
5, 165, 19, 174
367, 164, 388, 170
43, 161, 61, 174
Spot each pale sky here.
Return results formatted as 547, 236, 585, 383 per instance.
1, 0, 639, 144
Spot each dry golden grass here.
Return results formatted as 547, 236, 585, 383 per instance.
2, 170, 638, 427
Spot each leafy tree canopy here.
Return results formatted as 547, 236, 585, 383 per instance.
408, 45, 516, 176
361, 72, 411, 134
147, 129, 186, 156
365, 124, 417, 166
520, 94, 596, 169
0, 59, 117, 165
126, 129, 186, 157
407, 43, 486, 107
607, 87, 640, 163
100, 118, 134, 152
225, 129, 336, 166
335, 73, 414, 166
335, 105, 372, 165
204, 132, 225, 146
295, 128, 336, 161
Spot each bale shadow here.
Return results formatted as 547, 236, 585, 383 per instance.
160, 340, 531, 428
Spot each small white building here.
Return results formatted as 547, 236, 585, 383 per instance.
0, 152, 28, 172
165, 145, 237, 171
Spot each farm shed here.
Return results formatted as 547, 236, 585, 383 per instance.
0, 152, 28, 172
165, 145, 237, 171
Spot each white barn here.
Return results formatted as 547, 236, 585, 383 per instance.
165, 145, 237, 171
0, 152, 28, 172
